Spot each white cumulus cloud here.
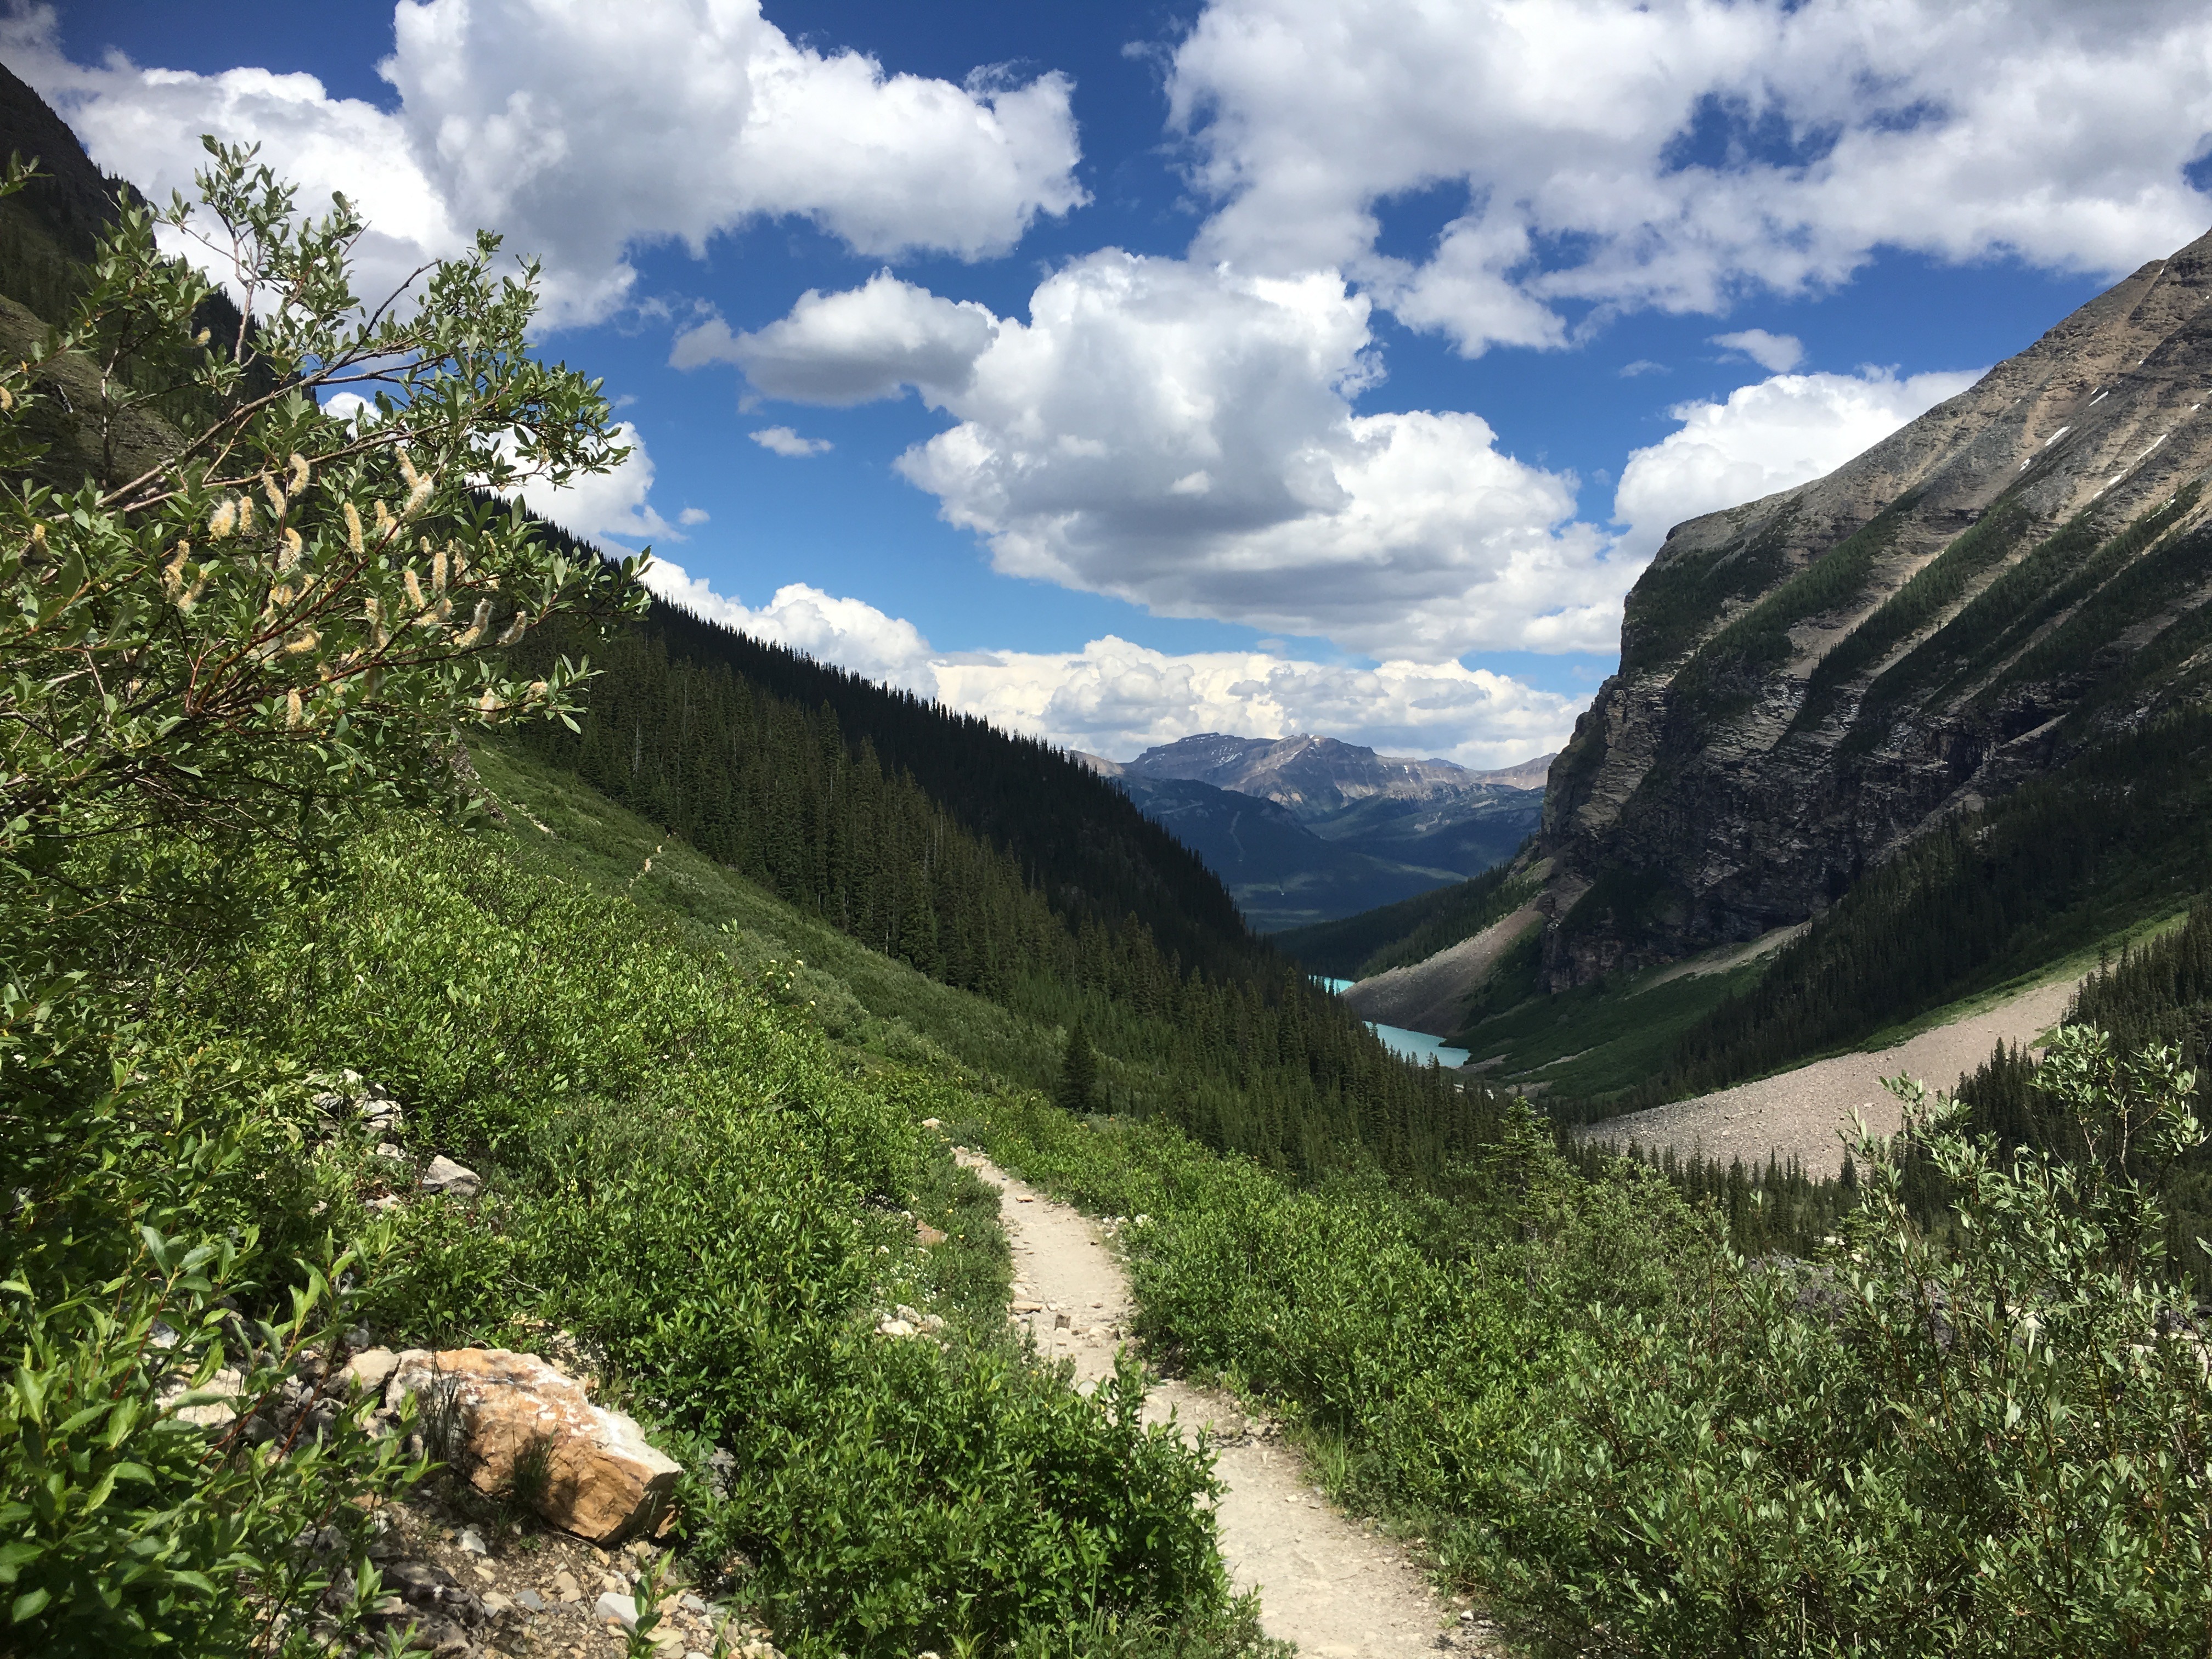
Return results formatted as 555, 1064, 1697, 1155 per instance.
635, 558, 1582, 767
714, 254, 1637, 661
1711, 329, 1803, 373
3, 0, 1083, 324
1613, 366, 1984, 557
749, 426, 833, 457
1169, 0, 2212, 354
509, 422, 686, 544
675, 271, 998, 403
934, 638, 1580, 770
641, 563, 943, 690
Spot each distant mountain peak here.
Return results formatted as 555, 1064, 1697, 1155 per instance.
1113, 731, 1551, 816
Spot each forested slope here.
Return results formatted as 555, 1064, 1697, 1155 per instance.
503, 597, 1503, 1186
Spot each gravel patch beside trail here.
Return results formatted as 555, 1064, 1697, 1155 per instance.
956, 1149, 1494, 1659
1577, 974, 2080, 1179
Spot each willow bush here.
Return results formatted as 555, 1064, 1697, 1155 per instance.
1479, 1025, 2212, 1657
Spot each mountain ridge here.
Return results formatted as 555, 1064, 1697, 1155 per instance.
1538, 221, 2212, 991
1076, 732, 1552, 929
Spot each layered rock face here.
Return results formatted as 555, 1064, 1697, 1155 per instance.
1540, 225, 2212, 989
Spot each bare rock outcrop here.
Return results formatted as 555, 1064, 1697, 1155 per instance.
1539, 221, 2212, 988
387, 1348, 679, 1545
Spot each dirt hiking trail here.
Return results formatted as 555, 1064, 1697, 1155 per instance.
956, 1149, 1496, 1659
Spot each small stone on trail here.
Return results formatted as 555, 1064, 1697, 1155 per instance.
551, 1570, 582, 1604
516, 1587, 548, 1612
419, 1154, 482, 1198
594, 1590, 638, 1630
459, 1525, 488, 1555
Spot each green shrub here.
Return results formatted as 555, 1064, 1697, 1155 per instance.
1475, 1026, 2212, 1657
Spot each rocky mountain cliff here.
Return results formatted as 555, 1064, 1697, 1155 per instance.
1540, 223, 2212, 990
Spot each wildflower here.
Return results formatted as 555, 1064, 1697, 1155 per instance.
287, 452, 309, 494
495, 612, 527, 647
344, 501, 365, 554
398, 449, 432, 516
238, 494, 256, 534
404, 568, 426, 611
432, 545, 448, 594
281, 629, 321, 655
278, 527, 303, 572
374, 500, 394, 536
208, 499, 238, 539
285, 687, 304, 727
453, 597, 492, 648
161, 542, 189, 599
0, 385, 13, 412
262, 471, 286, 516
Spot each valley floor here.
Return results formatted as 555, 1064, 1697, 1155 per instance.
1578, 972, 2081, 1178
955, 1147, 1499, 1659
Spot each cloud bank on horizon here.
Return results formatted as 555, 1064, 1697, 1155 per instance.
11, 0, 2210, 765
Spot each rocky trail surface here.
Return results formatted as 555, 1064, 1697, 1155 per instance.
1576, 971, 2080, 1179
956, 1149, 1495, 1659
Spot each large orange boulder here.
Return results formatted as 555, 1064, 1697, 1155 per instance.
387, 1348, 680, 1544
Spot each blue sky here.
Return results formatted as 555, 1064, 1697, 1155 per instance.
13, 1, 2211, 765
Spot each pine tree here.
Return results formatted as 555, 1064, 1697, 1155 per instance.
1056, 1020, 1099, 1114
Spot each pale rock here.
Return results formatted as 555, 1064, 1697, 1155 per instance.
419, 1155, 482, 1199
595, 1590, 639, 1630
346, 1347, 400, 1395
550, 1570, 583, 1604
162, 1365, 246, 1427
481, 1590, 513, 1614
388, 1348, 680, 1544
458, 1526, 488, 1556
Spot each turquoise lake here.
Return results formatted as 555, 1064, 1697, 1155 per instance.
1316, 978, 1471, 1068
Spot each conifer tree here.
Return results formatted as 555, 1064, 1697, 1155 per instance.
1056, 1019, 1099, 1114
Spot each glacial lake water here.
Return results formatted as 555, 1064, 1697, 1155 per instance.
1316, 978, 1472, 1068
